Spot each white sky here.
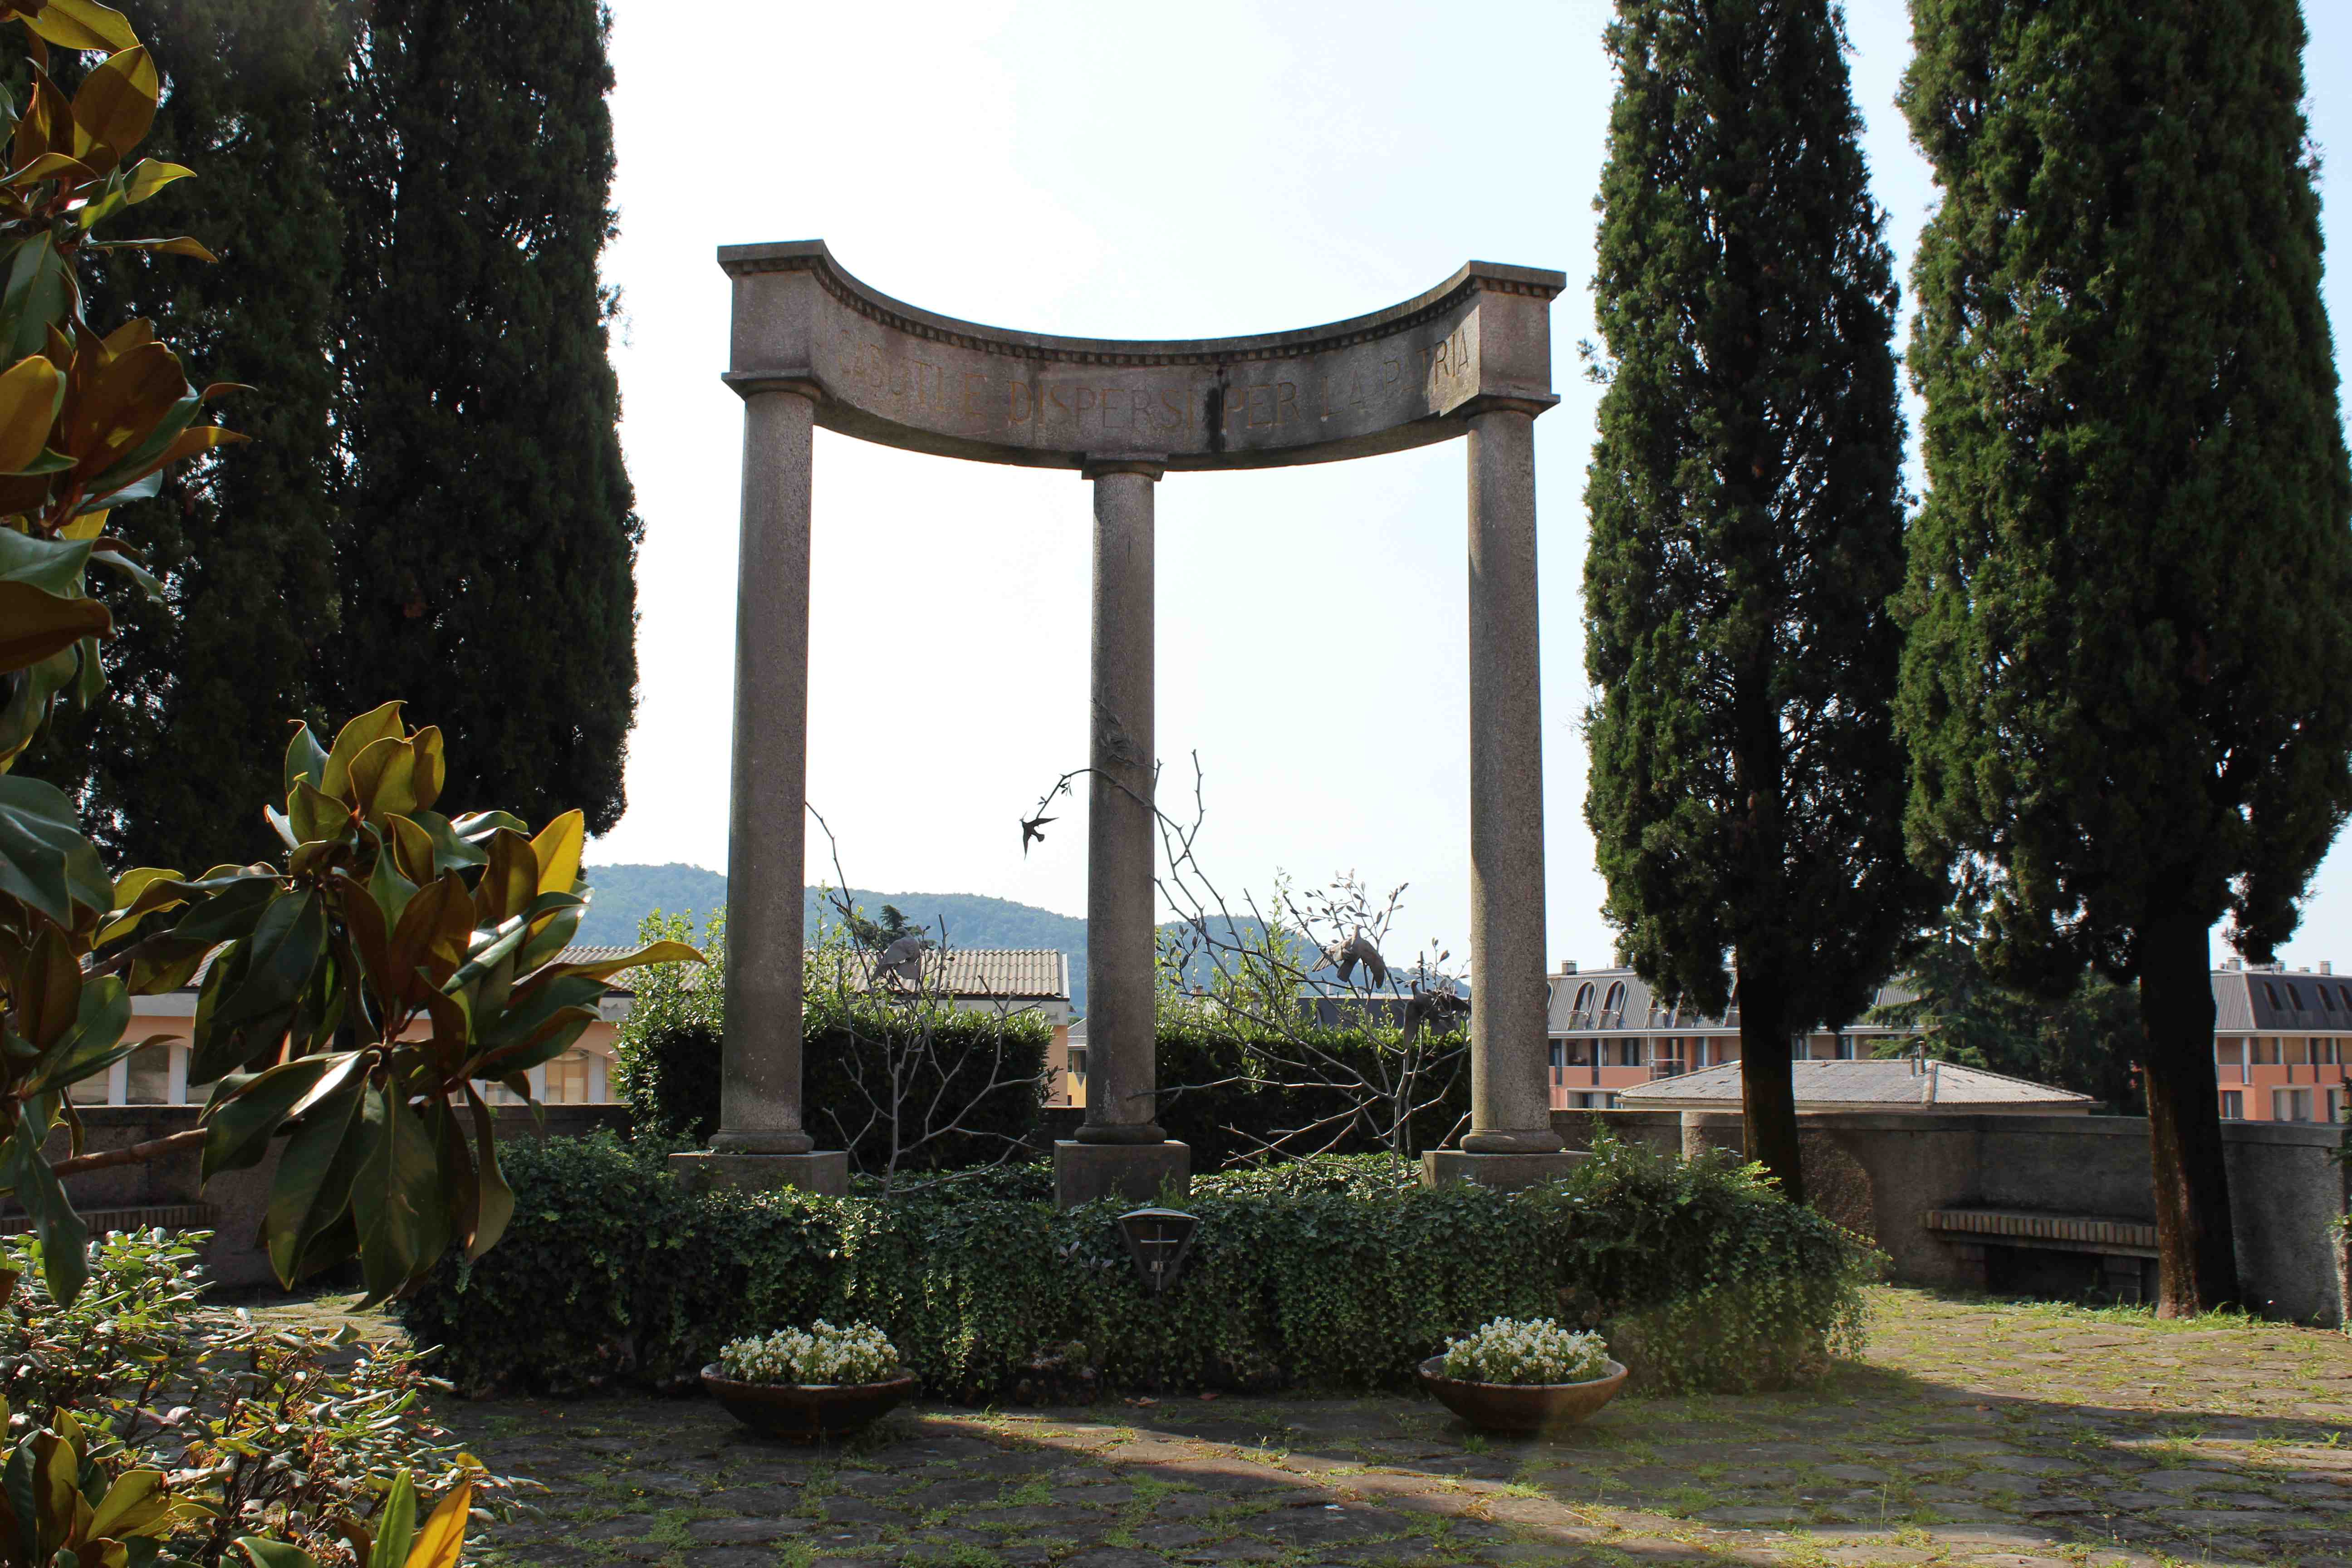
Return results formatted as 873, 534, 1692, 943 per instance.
587, 0, 2352, 975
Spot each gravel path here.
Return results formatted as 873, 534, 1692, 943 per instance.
379, 1288, 2352, 1568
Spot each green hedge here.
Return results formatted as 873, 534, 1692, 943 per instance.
612, 911, 1049, 1170
399, 1137, 1879, 1400
1153, 1022, 1470, 1167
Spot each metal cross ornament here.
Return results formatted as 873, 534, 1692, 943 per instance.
1116, 1207, 1199, 1298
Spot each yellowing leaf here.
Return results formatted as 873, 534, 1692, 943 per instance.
61, 507, 104, 540
121, 157, 190, 203
321, 701, 403, 799
70, 46, 157, 163
402, 1482, 471, 1568
529, 809, 583, 897
0, 353, 63, 471
21, 0, 137, 53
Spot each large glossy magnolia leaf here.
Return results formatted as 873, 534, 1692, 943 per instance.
0, 352, 62, 469
69, 42, 154, 164
0, 578, 106, 674
5, 0, 139, 54
0, 770, 107, 927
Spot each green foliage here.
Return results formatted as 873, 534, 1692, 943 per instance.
1873, 900, 2144, 1111
1895, 0, 2352, 981
0, 1227, 203, 1438
84, 704, 697, 1303
1581, 0, 1933, 1198
0, 1401, 208, 1568
0, 1230, 505, 1567
610, 907, 724, 1143
33, 0, 348, 875
399, 1132, 1880, 1401
1154, 1015, 1468, 1168
1895, 0, 2352, 1307
617, 913, 1048, 1176
328, 0, 639, 836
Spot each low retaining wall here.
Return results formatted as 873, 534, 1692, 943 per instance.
8, 1104, 631, 1289
1554, 1107, 2351, 1324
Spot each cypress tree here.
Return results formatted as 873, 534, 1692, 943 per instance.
32, 0, 349, 872
1583, 0, 1928, 1201
1897, 1, 2352, 1312
331, 0, 639, 832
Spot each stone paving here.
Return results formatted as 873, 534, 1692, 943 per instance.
401, 1289, 2352, 1568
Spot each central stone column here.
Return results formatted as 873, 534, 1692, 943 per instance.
1056, 459, 1189, 1208
671, 382, 848, 1197
1425, 403, 1578, 1191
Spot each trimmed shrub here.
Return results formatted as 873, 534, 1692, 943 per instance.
398, 1136, 1879, 1400
1154, 1021, 1470, 1168
614, 911, 1050, 1171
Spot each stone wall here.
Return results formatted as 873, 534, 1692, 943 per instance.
1555, 1107, 2352, 1325
7, 1104, 630, 1290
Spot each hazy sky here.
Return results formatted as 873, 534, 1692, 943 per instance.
586, 0, 2352, 976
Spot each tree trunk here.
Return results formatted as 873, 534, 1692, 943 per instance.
2137, 902, 2239, 1315
1737, 953, 1804, 1204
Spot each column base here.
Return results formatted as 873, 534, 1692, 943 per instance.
1054, 1140, 1189, 1210
668, 1149, 850, 1198
1422, 1149, 1586, 1192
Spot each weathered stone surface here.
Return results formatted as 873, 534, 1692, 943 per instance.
720, 242, 1563, 473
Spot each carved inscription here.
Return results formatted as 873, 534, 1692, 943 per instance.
1008, 382, 1190, 434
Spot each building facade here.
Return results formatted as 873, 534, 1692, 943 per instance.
1544, 962, 1918, 1111
2210, 960, 2352, 1123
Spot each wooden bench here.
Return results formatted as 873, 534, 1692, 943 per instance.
1924, 1206, 2157, 1303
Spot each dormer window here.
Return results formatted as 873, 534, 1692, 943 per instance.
1572, 981, 1594, 1024
2289, 981, 2305, 1009
1602, 981, 1626, 1023
2266, 980, 2281, 1009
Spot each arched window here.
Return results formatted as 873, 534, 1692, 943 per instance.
2289, 981, 2305, 1009
1602, 981, 1626, 1023
1572, 982, 1594, 1024
2265, 980, 2281, 1009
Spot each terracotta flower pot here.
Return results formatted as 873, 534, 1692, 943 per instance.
1416, 1356, 1628, 1435
699, 1364, 917, 1441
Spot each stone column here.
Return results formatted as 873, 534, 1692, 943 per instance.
671, 384, 848, 1196
1057, 460, 1189, 1208
1426, 404, 1577, 1190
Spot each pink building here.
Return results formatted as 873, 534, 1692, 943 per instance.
2210, 960, 2352, 1123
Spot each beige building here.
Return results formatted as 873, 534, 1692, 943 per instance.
110, 946, 1070, 1109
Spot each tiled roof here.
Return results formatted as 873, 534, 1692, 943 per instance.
1618, 1058, 2092, 1108
825, 948, 1069, 1002
1545, 966, 1916, 1034
2213, 966, 2352, 1034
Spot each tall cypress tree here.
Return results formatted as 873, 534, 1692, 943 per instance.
32, 0, 349, 872
1897, 0, 2352, 1312
1583, 0, 1928, 1201
332, 0, 639, 832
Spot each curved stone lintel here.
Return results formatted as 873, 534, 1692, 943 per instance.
719, 240, 1563, 472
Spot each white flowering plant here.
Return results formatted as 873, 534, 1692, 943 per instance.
1440, 1317, 1612, 1386
717, 1320, 903, 1387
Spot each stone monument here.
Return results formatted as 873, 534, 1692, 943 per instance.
672, 241, 1578, 1205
